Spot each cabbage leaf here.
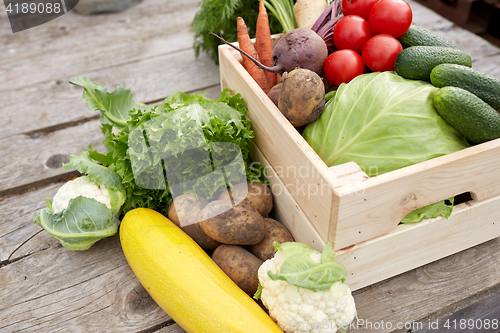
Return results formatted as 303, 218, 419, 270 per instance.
304, 72, 470, 176
268, 243, 347, 292
34, 196, 120, 251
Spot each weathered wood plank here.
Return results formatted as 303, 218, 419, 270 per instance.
0, 236, 171, 332
352, 237, 500, 333
155, 323, 186, 333
0, 83, 221, 196
0, 119, 105, 195
0, 184, 60, 263
0, 46, 220, 140
416, 292, 500, 332
0, 0, 200, 92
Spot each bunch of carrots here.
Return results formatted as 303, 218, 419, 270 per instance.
237, 1, 281, 94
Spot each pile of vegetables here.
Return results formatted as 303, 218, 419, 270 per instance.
34, 77, 267, 250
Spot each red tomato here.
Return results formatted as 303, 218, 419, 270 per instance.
334, 15, 372, 54
324, 49, 365, 87
362, 34, 403, 71
341, 0, 380, 20
369, 0, 412, 38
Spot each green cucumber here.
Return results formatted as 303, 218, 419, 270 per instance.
395, 46, 472, 81
431, 63, 500, 111
398, 25, 456, 49
433, 86, 500, 144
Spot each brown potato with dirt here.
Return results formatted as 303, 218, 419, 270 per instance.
278, 68, 325, 127
267, 82, 282, 107
252, 218, 295, 261
199, 201, 266, 245
168, 194, 220, 250
219, 182, 273, 217
212, 244, 263, 295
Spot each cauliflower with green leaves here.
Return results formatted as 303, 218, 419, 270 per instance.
255, 243, 356, 333
34, 151, 126, 251
52, 176, 113, 213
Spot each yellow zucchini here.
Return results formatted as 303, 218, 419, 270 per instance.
120, 208, 283, 333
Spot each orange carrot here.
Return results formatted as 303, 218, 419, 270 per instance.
237, 17, 269, 93
277, 74, 283, 84
255, 0, 277, 89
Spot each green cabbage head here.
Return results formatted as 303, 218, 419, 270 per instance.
303, 72, 470, 176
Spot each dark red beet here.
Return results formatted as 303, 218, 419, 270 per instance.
210, 28, 328, 76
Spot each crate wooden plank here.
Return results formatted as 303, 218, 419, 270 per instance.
253, 144, 500, 291
0, 236, 170, 332
336, 193, 500, 291
219, 0, 500, 250
250, 145, 326, 251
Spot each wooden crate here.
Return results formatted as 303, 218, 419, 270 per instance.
219, 36, 500, 289
219, 36, 500, 249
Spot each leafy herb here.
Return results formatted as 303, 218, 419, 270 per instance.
191, 0, 285, 64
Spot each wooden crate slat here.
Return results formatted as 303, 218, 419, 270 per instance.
332, 139, 500, 249
337, 193, 500, 290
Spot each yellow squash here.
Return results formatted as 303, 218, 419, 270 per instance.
120, 208, 283, 333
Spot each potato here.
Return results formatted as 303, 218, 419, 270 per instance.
252, 218, 295, 261
219, 182, 273, 217
212, 244, 263, 295
278, 68, 325, 127
199, 201, 266, 245
168, 194, 220, 250
267, 82, 282, 107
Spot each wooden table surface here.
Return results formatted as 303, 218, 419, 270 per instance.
1, 1, 499, 332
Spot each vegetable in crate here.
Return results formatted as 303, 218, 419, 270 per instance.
398, 24, 456, 49
212, 27, 328, 76
430, 63, 500, 111
191, 0, 289, 64
395, 46, 472, 81
120, 208, 284, 333
34, 151, 126, 250
255, 242, 356, 333
303, 72, 470, 176
433, 86, 500, 144
278, 68, 326, 126
70, 77, 264, 217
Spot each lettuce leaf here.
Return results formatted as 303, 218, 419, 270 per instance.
303, 72, 470, 176
71, 77, 264, 217
70, 77, 146, 129
401, 197, 454, 223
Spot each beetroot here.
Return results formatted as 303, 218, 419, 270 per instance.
211, 28, 328, 75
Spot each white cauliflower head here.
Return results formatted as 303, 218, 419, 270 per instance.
257, 243, 356, 333
52, 176, 112, 213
